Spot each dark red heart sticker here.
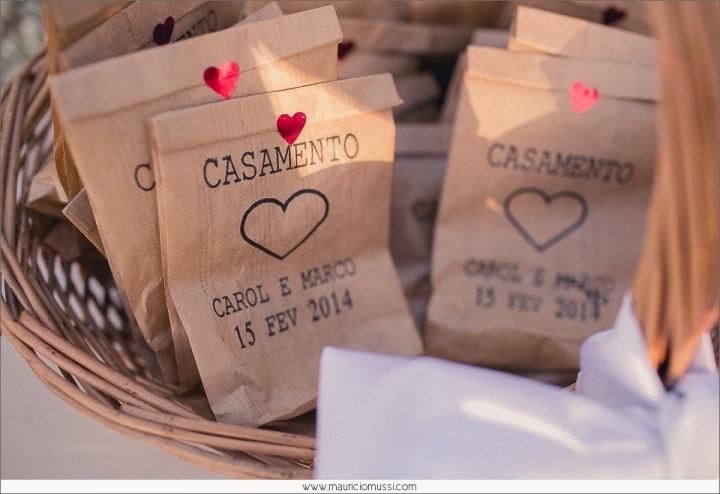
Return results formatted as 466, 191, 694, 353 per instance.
602, 6, 627, 25
203, 61, 240, 99
277, 112, 307, 145
337, 40, 355, 60
568, 81, 599, 114
153, 16, 174, 45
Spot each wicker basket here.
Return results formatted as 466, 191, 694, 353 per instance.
3, 49, 719, 480
0, 49, 315, 480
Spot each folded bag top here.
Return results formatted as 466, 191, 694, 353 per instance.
51, 5, 343, 121
101, 0, 236, 46
510, 5, 657, 66
466, 46, 660, 103
42, 0, 131, 49
151, 74, 402, 154
58, 1, 247, 70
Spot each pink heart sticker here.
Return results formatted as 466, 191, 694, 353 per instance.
277, 112, 307, 145
203, 61, 240, 99
568, 81, 599, 114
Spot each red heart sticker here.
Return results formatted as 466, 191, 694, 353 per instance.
153, 16, 174, 45
602, 6, 627, 25
277, 112, 307, 145
568, 81, 599, 114
203, 61, 240, 100
337, 40, 356, 60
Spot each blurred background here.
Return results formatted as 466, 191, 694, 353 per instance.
1, 1, 43, 84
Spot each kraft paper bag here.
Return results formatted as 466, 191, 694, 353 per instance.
391, 124, 452, 331
394, 73, 441, 122
338, 52, 420, 79
149, 74, 422, 426
339, 17, 473, 56
440, 28, 509, 122
427, 47, 657, 371
50, 1, 250, 206
508, 6, 656, 65
63, 189, 106, 256
58, 1, 246, 70
50, 6, 341, 387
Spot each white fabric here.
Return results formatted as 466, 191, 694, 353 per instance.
315, 295, 719, 479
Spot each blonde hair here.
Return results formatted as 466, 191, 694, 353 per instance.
632, 1, 719, 382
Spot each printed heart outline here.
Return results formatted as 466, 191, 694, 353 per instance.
276, 112, 307, 145
240, 188, 329, 260
153, 16, 174, 45
503, 187, 588, 253
203, 61, 240, 99
568, 81, 599, 114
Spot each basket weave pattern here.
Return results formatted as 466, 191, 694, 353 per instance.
0, 50, 314, 479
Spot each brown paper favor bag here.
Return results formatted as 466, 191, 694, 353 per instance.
428, 47, 657, 370
394, 73, 441, 122
339, 52, 420, 79
508, 6, 656, 65
149, 74, 422, 426
339, 17, 473, 56
51, 1, 252, 204
440, 29, 509, 122
58, 1, 246, 70
391, 124, 452, 330
50, 6, 341, 387
63, 189, 106, 256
